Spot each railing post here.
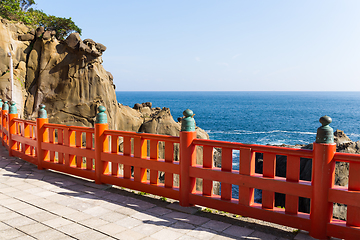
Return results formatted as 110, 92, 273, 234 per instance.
310, 116, 336, 240
8, 101, 18, 156
2, 101, 8, 146
95, 106, 109, 184
36, 104, 49, 170
179, 109, 197, 207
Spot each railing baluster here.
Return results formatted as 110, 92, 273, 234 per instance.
239, 148, 255, 206
64, 128, 76, 167
262, 153, 276, 209
150, 140, 159, 184
134, 136, 147, 182
164, 141, 174, 188
123, 136, 131, 178
22, 122, 31, 155
58, 129, 64, 164
285, 155, 300, 214
75, 131, 82, 168
347, 162, 360, 226
49, 128, 55, 162
86, 132, 93, 170
202, 145, 213, 196
221, 147, 232, 201
111, 135, 119, 176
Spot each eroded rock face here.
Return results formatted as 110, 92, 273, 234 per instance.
0, 17, 210, 138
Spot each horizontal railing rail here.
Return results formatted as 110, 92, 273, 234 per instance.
0, 101, 358, 239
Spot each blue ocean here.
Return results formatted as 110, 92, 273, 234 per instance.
116, 91, 360, 198
116, 91, 360, 145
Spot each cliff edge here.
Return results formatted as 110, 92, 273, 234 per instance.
0, 17, 208, 142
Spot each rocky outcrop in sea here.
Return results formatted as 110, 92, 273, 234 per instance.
0, 17, 208, 140
253, 129, 355, 220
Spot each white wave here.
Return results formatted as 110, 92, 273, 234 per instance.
348, 133, 360, 138
233, 130, 316, 135
208, 129, 315, 136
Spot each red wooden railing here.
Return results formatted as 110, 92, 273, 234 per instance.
1, 103, 359, 240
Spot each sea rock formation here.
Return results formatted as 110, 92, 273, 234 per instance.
0, 17, 210, 193
254, 129, 355, 220
0, 17, 208, 143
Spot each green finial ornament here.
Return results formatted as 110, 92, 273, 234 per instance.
9, 101, 17, 114
0, 99, 3, 109
181, 109, 195, 132
38, 104, 47, 118
316, 115, 334, 143
96, 106, 107, 124
3, 101, 9, 111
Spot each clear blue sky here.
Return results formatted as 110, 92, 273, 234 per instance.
34, 0, 360, 91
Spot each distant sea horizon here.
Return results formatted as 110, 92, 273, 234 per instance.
115, 91, 360, 145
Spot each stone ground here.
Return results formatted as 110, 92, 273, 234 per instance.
0, 144, 340, 240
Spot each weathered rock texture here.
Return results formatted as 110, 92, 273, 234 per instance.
0, 17, 208, 144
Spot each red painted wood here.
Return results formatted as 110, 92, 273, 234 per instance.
310, 143, 336, 239
189, 193, 311, 231
95, 123, 108, 184
42, 161, 95, 180
101, 174, 179, 200
75, 131, 82, 168
58, 129, 64, 164
262, 153, 276, 209
202, 145, 213, 196
36, 117, 48, 170
164, 141, 174, 188
123, 136, 131, 179
221, 147, 232, 201
101, 152, 179, 174
134, 136, 147, 182
150, 140, 159, 185
64, 129, 76, 167
193, 139, 313, 157
285, 155, 300, 214
327, 219, 360, 240
179, 131, 197, 207
328, 186, 360, 208
347, 162, 360, 227
189, 166, 312, 198
239, 148, 255, 206
111, 135, 119, 176
86, 132, 93, 170
49, 128, 55, 162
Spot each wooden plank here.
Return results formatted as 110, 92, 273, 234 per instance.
262, 153, 276, 209
101, 152, 179, 174
123, 136, 131, 179
202, 146, 213, 196
221, 147, 232, 201
164, 141, 174, 188
239, 148, 255, 206
134, 136, 147, 182
111, 135, 119, 176
150, 140, 159, 185
347, 162, 360, 227
86, 132, 93, 170
285, 155, 300, 214
189, 166, 312, 198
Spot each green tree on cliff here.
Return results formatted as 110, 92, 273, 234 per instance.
0, 0, 81, 39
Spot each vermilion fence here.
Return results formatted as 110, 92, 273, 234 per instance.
1, 101, 360, 240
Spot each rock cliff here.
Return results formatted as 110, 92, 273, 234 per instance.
0, 17, 208, 143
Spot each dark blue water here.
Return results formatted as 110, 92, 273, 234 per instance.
116, 91, 360, 145
116, 91, 360, 199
